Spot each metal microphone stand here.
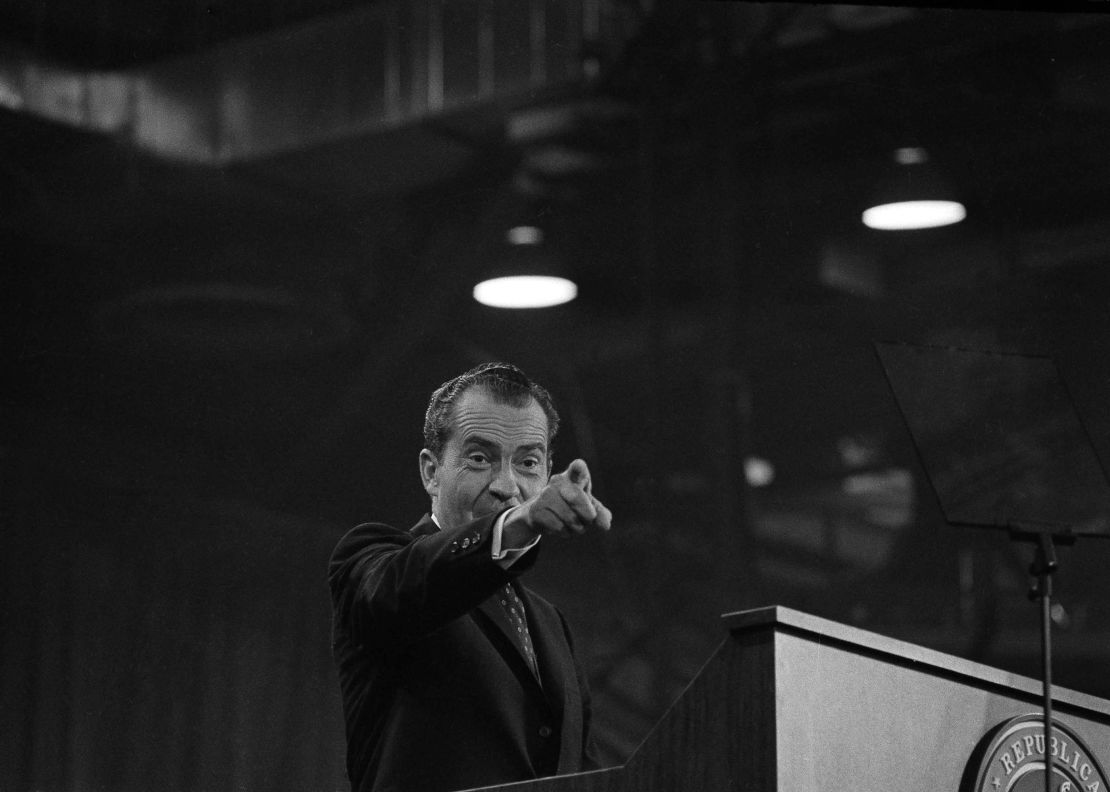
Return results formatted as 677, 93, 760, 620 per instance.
1013, 524, 1075, 792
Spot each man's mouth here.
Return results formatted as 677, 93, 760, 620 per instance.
477, 499, 519, 516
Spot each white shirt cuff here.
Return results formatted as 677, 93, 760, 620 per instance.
491, 507, 540, 568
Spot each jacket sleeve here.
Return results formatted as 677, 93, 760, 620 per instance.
328, 513, 539, 649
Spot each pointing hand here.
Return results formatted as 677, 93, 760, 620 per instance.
506, 459, 612, 538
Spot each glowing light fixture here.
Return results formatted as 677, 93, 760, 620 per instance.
862, 147, 966, 231
474, 220, 577, 309
506, 225, 544, 246
473, 275, 577, 308
863, 200, 966, 230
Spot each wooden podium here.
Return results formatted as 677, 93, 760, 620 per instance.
476, 606, 1110, 792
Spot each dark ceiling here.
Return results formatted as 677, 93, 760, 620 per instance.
1, 0, 372, 67
5, 0, 1110, 776
8, 2, 1110, 493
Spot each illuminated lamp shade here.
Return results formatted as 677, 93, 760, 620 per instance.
862, 148, 966, 231
473, 275, 577, 308
473, 246, 578, 309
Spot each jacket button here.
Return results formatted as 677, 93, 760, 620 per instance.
538, 725, 553, 738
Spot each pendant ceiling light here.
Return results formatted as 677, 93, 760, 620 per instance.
472, 225, 577, 309
473, 275, 577, 309
862, 147, 966, 231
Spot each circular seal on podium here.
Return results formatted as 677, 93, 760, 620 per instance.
964, 714, 1109, 792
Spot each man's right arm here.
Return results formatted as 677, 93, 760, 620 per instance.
328, 517, 529, 649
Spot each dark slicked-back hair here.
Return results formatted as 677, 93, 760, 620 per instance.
423, 362, 560, 457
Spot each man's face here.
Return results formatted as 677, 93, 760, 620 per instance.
419, 386, 551, 530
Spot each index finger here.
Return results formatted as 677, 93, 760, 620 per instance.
591, 495, 612, 531
565, 458, 592, 494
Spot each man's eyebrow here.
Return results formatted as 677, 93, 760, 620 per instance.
461, 436, 547, 454
461, 435, 498, 450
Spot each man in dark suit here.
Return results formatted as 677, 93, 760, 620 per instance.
329, 362, 612, 792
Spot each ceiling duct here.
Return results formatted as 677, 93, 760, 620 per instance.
0, 0, 639, 164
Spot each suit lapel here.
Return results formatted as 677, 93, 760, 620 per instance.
474, 593, 545, 692
409, 513, 437, 537
415, 514, 558, 708
516, 585, 568, 720
412, 513, 531, 679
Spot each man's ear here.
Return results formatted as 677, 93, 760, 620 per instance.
419, 449, 439, 497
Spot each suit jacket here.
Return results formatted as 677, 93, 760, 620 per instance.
328, 512, 596, 792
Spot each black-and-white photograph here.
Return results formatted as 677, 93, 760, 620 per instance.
4, 3, 1110, 791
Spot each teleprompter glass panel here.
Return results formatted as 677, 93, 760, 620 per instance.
875, 342, 1110, 537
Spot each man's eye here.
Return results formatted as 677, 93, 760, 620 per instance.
519, 458, 541, 470
467, 453, 489, 465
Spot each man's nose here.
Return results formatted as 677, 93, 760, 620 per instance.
489, 464, 521, 501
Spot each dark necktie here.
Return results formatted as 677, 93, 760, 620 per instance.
500, 583, 540, 680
